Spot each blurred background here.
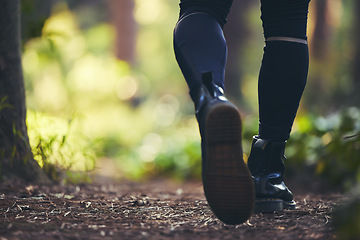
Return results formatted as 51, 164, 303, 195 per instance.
21, 0, 360, 192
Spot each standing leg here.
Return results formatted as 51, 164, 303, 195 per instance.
248, 0, 311, 213
173, 0, 255, 224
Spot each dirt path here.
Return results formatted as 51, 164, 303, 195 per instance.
0, 179, 344, 240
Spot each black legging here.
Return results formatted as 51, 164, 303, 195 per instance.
179, 0, 233, 28
174, 0, 311, 141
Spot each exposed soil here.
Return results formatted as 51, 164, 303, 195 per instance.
0, 178, 346, 240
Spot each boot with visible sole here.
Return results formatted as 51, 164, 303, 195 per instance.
194, 72, 255, 225
247, 136, 296, 213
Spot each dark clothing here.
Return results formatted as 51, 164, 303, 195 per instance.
178, 0, 311, 38
260, 0, 311, 40
173, 0, 311, 141
174, 13, 227, 99
258, 40, 309, 141
258, 0, 310, 140
178, 0, 233, 28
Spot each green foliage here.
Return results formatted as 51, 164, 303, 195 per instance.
287, 107, 360, 190
313, 108, 360, 190
21, 1, 360, 186
22, 2, 195, 181
27, 111, 96, 182
0, 96, 13, 113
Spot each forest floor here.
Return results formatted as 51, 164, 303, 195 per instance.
0, 175, 346, 240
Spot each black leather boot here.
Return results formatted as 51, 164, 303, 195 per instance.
247, 136, 296, 213
193, 72, 254, 225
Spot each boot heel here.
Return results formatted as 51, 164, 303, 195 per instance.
283, 200, 296, 210
254, 199, 283, 213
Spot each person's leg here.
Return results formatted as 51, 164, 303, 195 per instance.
173, 0, 232, 100
173, 0, 254, 224
248, 0, 311, 213
258, 0, 310, 141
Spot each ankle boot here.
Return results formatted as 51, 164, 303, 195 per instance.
247, 136, 296, 213
192, 72, 254, 225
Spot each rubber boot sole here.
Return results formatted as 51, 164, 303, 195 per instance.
254, 199, 296, 213
202, 102, 255, 225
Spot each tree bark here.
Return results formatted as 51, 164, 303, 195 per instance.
310, 0, 331, 60
0, 0, 49, 183
353, 0, 360, 100
305, 0, 333, 107
108, 0, 137, 64
224, 0, 252, 108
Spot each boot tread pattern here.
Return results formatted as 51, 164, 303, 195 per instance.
203, 103, 255, 225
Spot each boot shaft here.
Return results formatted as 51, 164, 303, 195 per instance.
247, 136, 286, 177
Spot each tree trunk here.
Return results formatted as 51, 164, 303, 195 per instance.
0, 0, 49, 183
305, 0, 333, 108
353, 0, 360, 102
224, 0, 252, 108
310, 0, 331, 60
108, 0, 137, 64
